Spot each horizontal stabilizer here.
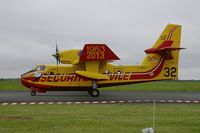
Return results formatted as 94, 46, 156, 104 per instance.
145, 40, 185, 60
75, 71, 109, 80
145, 47, 185, 54
145, 40, 185, 54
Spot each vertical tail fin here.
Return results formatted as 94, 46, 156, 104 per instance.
142, 24, 184, 80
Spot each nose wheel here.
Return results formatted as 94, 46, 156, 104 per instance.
31, 91, 36, 96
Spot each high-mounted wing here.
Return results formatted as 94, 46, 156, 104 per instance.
79, 44, 119, 61
55, 44, 119, 80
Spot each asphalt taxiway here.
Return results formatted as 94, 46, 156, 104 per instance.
0, 90, 200, 104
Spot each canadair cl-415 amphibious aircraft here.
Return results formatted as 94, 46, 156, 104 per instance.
21, 24, 185, 97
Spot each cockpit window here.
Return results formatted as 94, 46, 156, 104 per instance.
40, 65, 46, 71
32, 65, 38, 71
32, 65, 46, 71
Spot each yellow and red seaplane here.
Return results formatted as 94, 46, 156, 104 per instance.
21, 24, 185, 97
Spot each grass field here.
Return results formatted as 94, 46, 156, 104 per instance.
0, 104, 200, 133
0, 79, 200, 91
103, 80, 200, 91
1, 80, 200, 133
0, 79, 26, 90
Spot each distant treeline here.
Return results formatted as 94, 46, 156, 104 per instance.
0, 78, 20, 81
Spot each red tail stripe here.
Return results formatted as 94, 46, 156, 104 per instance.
167, 27, 177, 40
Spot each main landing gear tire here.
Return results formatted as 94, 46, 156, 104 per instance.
88, 81, 100, 97
31, 91, 36, 96
89, 89, 100, 97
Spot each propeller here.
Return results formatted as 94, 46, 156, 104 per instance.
52, 40, 61, 65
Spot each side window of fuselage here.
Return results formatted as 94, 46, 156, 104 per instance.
114, 68, 123, 74
40, 66, 46, 71
48, 69, 58, 75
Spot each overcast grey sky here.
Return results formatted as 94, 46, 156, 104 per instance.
0, 0, 199, 79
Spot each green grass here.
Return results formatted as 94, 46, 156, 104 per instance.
0, 104, 200, 133
0, 79, 26, 90
0, 79, 200, 91
102, 80, 200, 91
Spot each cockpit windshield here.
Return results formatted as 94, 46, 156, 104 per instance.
32, 65, 46, 71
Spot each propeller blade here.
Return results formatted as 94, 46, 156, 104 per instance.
52, 54, 57, 58
52, 40, 60, 66
56, 41, 59, 54
56, 57, 59, 66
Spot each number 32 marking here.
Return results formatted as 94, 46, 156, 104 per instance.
164, 67, 177, 77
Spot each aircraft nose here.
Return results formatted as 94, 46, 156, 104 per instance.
21, 72, 35, 81
21, 71, 39, 87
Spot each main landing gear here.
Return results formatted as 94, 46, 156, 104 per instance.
88, 81, 100, 97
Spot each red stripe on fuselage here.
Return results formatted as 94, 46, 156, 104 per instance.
129, 58, 164, 80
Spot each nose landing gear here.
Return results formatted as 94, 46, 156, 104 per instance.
31, 91, 36, 96
30, 87, 46, 96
